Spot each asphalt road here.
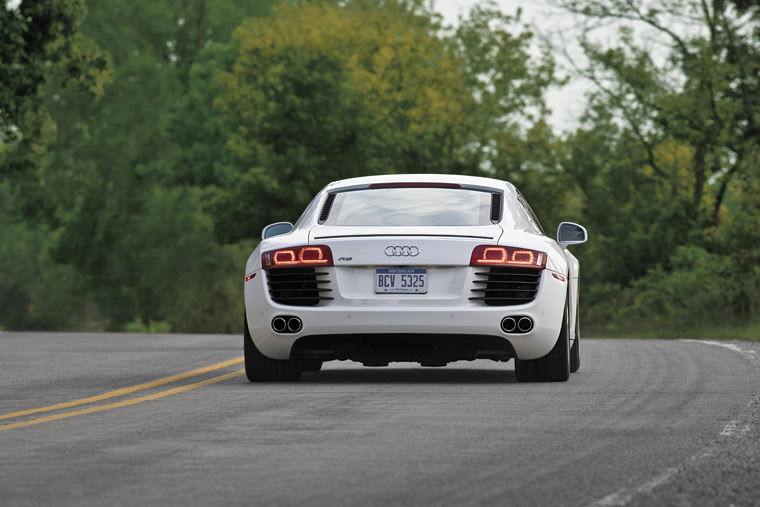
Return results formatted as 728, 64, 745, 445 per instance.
1, 332, 759, 507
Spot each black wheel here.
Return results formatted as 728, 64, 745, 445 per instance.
244, 314, 301, 382
515, 292, 571, 382
570, 301, 580, 373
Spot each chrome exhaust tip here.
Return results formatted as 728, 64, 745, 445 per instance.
517, 316, 534, 333
501, 316, 517, 333
287, 317, 302, 333
271, 316, 287, 333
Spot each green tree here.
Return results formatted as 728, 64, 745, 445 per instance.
1, 0, 274, 331
210, 0, 560, 242
1, 0, 111, 330
556, 0, 760, 331
558, 0, 759, 227
450, 3, 570, 229
0, 0, 111, 178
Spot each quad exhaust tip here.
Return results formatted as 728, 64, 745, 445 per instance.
287, 317, 302, 333
272, 316, 303, 334
500, 317, 517, 333
517, 316, 533, 333
501, 316, 534, 334
272, 316, 287, 333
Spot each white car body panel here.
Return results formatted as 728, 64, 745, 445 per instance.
310, 225, 503, 265
244, 174, 582, 364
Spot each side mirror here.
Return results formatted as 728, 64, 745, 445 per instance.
557, 222, 587, 248
262, 222, 293, 239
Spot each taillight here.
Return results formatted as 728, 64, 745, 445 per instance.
470, 245, 547, 269
261, 245, 333, 269
368, 182, 461, 189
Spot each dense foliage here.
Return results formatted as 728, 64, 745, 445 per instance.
1, 0, 758, 336
558, 0, 760, 332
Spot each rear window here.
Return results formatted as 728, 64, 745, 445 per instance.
323, 188, 494, 226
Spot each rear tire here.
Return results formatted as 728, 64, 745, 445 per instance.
515, 293, 571, 382
301, 359, 323, 372
244, 314, 301, 382
570, 303, 581, 373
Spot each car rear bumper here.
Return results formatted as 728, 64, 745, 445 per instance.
244, 268, 567, 361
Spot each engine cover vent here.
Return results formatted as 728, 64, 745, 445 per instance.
490, 193, 502, 222
470, 267, 541, 306
267, 268, 333, 306
318, 193, 336, 224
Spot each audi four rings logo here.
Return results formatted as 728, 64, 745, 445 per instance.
385, 246, 420, 257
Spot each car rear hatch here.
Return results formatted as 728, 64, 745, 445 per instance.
308, 225, 503, 305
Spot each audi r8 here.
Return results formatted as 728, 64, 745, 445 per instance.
243, 174, 587, 382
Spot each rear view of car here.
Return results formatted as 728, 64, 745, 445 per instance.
243, 175, 587, 382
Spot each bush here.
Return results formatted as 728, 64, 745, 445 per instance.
122, 318, 172, 333
586, 246, 752, 333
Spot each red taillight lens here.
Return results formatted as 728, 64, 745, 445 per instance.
261, 245, 333, 269
470, 245, 546, 269
368, 183, 461, 189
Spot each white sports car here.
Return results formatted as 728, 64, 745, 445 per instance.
243, 174, 587, 382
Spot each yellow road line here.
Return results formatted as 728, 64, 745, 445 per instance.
0, 369, 245, 432
0, 357, 244, 421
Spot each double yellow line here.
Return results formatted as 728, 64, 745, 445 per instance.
0, 357, 245, 432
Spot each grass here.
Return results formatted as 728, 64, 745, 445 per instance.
585, 321, 760, 341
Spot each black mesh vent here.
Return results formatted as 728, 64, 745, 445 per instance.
469, 267, 541, 306
318, 193, 336, 223
267, 268, 333, 306
490, 193, 501, 222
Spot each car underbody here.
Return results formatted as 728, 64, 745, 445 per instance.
289, 333, 517, 367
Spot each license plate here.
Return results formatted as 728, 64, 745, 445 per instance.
375, 268, 427, 294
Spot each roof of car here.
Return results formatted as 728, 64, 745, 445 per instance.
326, 173, 512, 191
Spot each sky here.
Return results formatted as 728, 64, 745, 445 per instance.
434, 0, 591, 131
